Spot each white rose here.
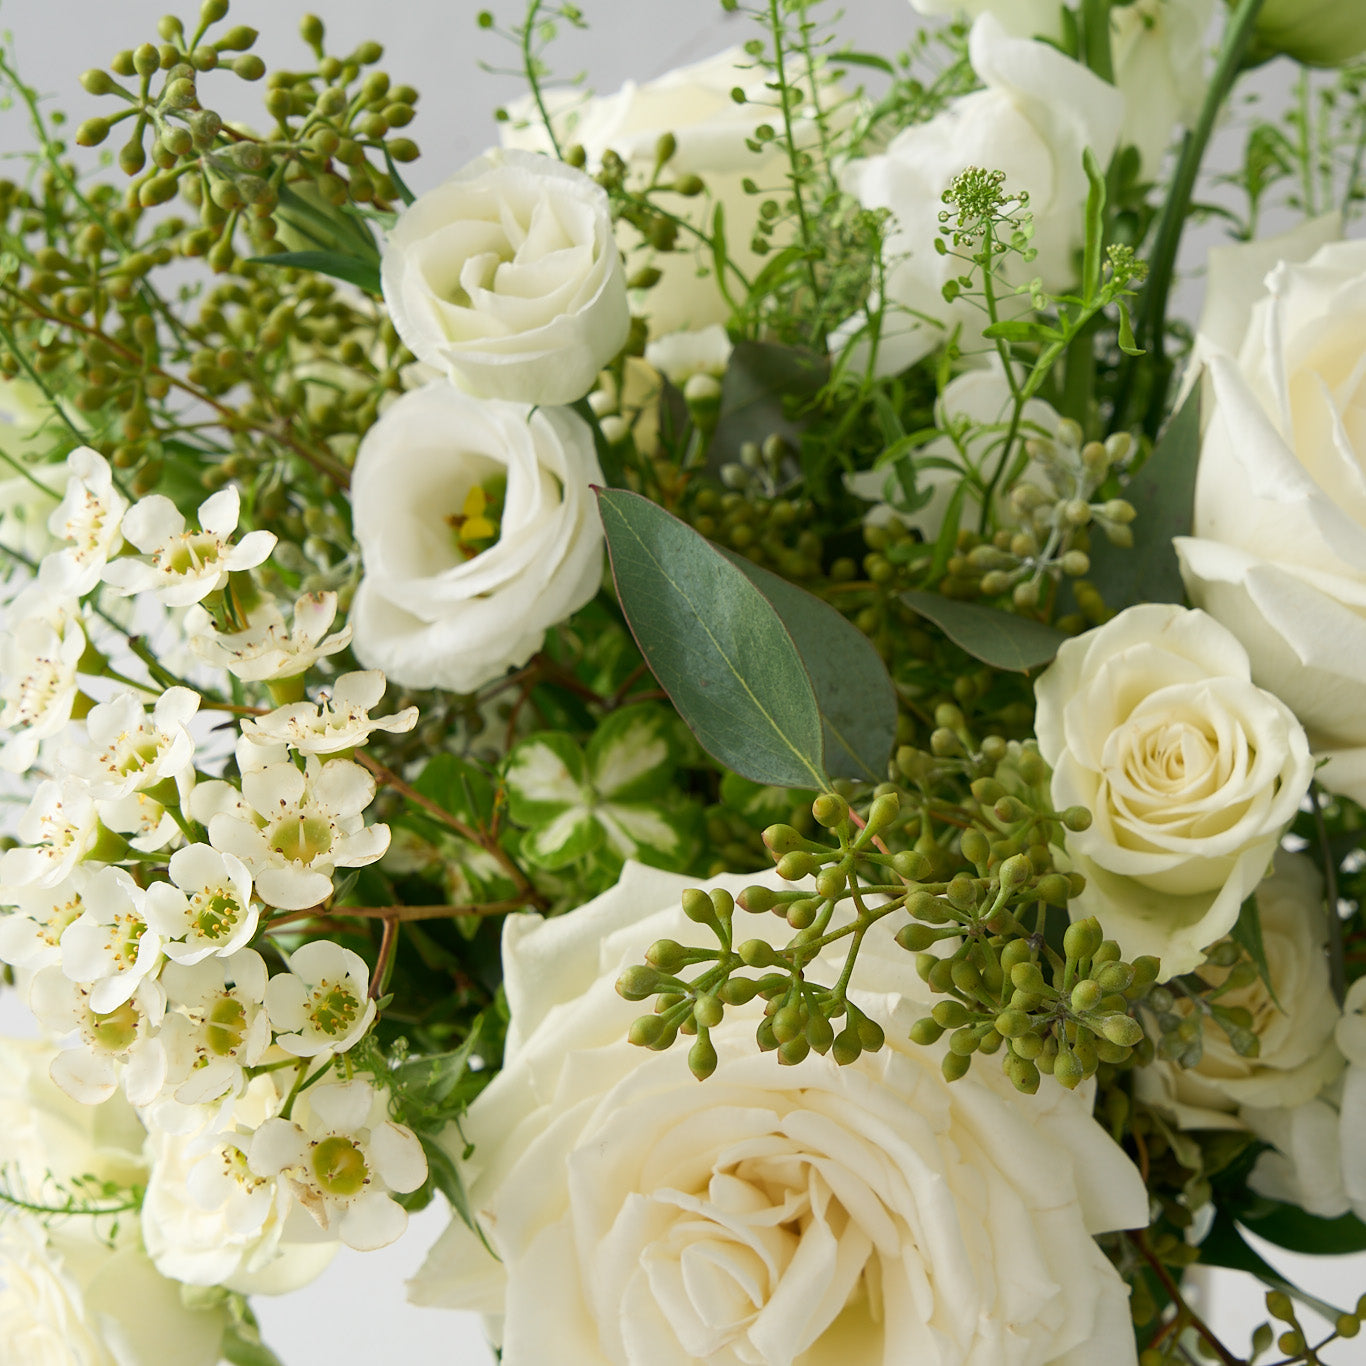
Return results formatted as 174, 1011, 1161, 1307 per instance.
1252, 0, 1366, 66
842, 15, 1123, 374
1243, 976, 1366, 1221
1034, 603, 1313, 979
1134, 851, 1343, 1129
381, 149, 629, 406
349, 381, 605, 693
410, 861, 1147, 1366
1174, 236, 1366, 802
502, 50, 820, 338
0, 1037, 227, 1366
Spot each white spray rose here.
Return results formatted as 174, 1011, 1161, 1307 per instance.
1034, 603, 1313, 979
410, 861, 1147, 1366
381, 149, 628, 406
349, 381, 605, 693
1134, 851, 1343, 1129
841, 15, 1123, 374
1174, 237, 1366, 803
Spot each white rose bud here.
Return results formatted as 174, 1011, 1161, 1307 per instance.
349, 381, 605, 693
381, 149, 629, 406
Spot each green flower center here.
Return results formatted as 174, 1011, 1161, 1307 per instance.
160, 532, 223, 577
190, 887, 242, 940
90, 999, 139, 1052
270, 814, 334, 865
205, 996, 249, 1056
311, 1135, 369, 1197
308, 978, 361, 1037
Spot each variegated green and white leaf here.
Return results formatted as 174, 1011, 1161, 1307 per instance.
505, 733, 590, 822
597, 801, 688, 866
520, 804, 603, 869
586, 704, 676, 803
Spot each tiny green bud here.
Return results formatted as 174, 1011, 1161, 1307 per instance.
1010, 1031, 1044, 1060
1063, 917, 1103, 962
645, 939, 688, 973
1010, 962, 1048, 995
895, 922, 939, 953
806, 1012, 834, 1054
81, 68, 117, 95
775, 851, 818, 881
76, 117, 111, 147
832, 1026, 862, 1066
232, 54, 266, 80
960, 828, 990, 870
688, 1034, 717, 1080
217, 25, 259, 51
812, 791, 848, 828
762, 823, 806, 856
717, 977, 758, 1006
865, 791, 900, 832
814, 867, 846, 900
681, 888, 715, 924
737, 885, 777, 914
909, 1017, 945, 1046
628, 1014, 666, 1048
856, 1016, 884, 1051
1094, 962, 1135, 994
617, 966, 662, 1001
946, 873, 978, 912
1070, 980, 1104, 1013
777, 1036, 811, 1066
932, 1000, 970, 1029
1100, 1013, 1144, 1048
200, 0, 229, 20
995, 1009, 1031, 1039
300, 13, 325, 45
134, 43, 161, 77
941, 1051, 971, 1082
892, 849, 932, 881
1004, 1053, 1040, 1094
694, 995, 724, 1030
1053, 1048, 1085, 1089
737, 939, 777, 969
998, 853, 1032, 890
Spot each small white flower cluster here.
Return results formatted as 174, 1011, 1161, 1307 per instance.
0, 454, 427, 1298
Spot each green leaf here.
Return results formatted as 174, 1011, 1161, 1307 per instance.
1230, 892, 1282, 1009
221, 1326, 286, 1366
708, 341, 828, 474
1240, 1201, 1366, 1257
1081, 147, 1106, 306
597, 488, 827, 790
1115, 299, 1143, 356
412, 753, 496, 826
720, 550, 897, 782
1200, 1211, 1345, 1322
1086, 390, 1199, 610
900, 590, 1068, 673
505, 734, 588, 819
249, 249, 382, 296
980, 319, 1039, 343
420, 1127, 498, 1259
829, 48, 896, 75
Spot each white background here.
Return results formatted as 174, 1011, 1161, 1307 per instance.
1, 0, 1364, 1361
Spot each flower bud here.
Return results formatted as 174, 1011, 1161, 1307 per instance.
941, 1051, 971, 1082
617, 966, 663, 1001
688, 1035, 717, 1080
645, 940, 688, 973
628, 1014, 667, 1047
895, 922, 939, 953
1063, 917, 1103, 962
1100, 1013, 1144, 1048
811, 791, 848, 828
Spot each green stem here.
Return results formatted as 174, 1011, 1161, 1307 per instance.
1114, 0, 1268, 435
521, 0, 562, 159
768, 0, 824, 341
1079, 0, 1115, 84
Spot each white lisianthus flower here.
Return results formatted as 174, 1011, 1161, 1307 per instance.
1033, 603, 1313, 978
239, 670, 418, 755
28, 968, 167, 1106
185, 589, 351, 683
349, 382, 605, 693
198, 756, 389, 911
64, 686, 198, 801
411, 861, 1146, 1365
141, 1076, 338, 1294
263, 940, 376, 1057
381, 149, 628, 406
143, 844, 258, 966
158, 950, 271, 1106
249, 1079, 427, 1252
906, 0, 1064, 37
59, 866, 163, 1014
840, 15, 1122, 374
846, 364, 1058, 537
43, 446, 127, 596
0, 582, 87, 774
1174, 237, 1366, 803
0, 779, 101, 891
1134, 851, 1343, 1128
101, 485, 275, 607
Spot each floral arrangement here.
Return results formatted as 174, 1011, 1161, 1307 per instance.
5, 0, 1366, 1362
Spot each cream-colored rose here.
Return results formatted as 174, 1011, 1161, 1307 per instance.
0, 1037, 228, 1366
410, 861, 1147, 1366
1175, 236, 1366, 803
502, 50, 823, 338
841, 15, 1123, 374
1250, 0, 1366, 66
1243, 976, 1366, 1221
381, 149, 628, 406
1134, 851, 1343, 1129
349, 381, 605, 693
1034, 604, 1313, 979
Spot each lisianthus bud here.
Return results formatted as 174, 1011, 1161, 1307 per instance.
1245, 0, 1366, 65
